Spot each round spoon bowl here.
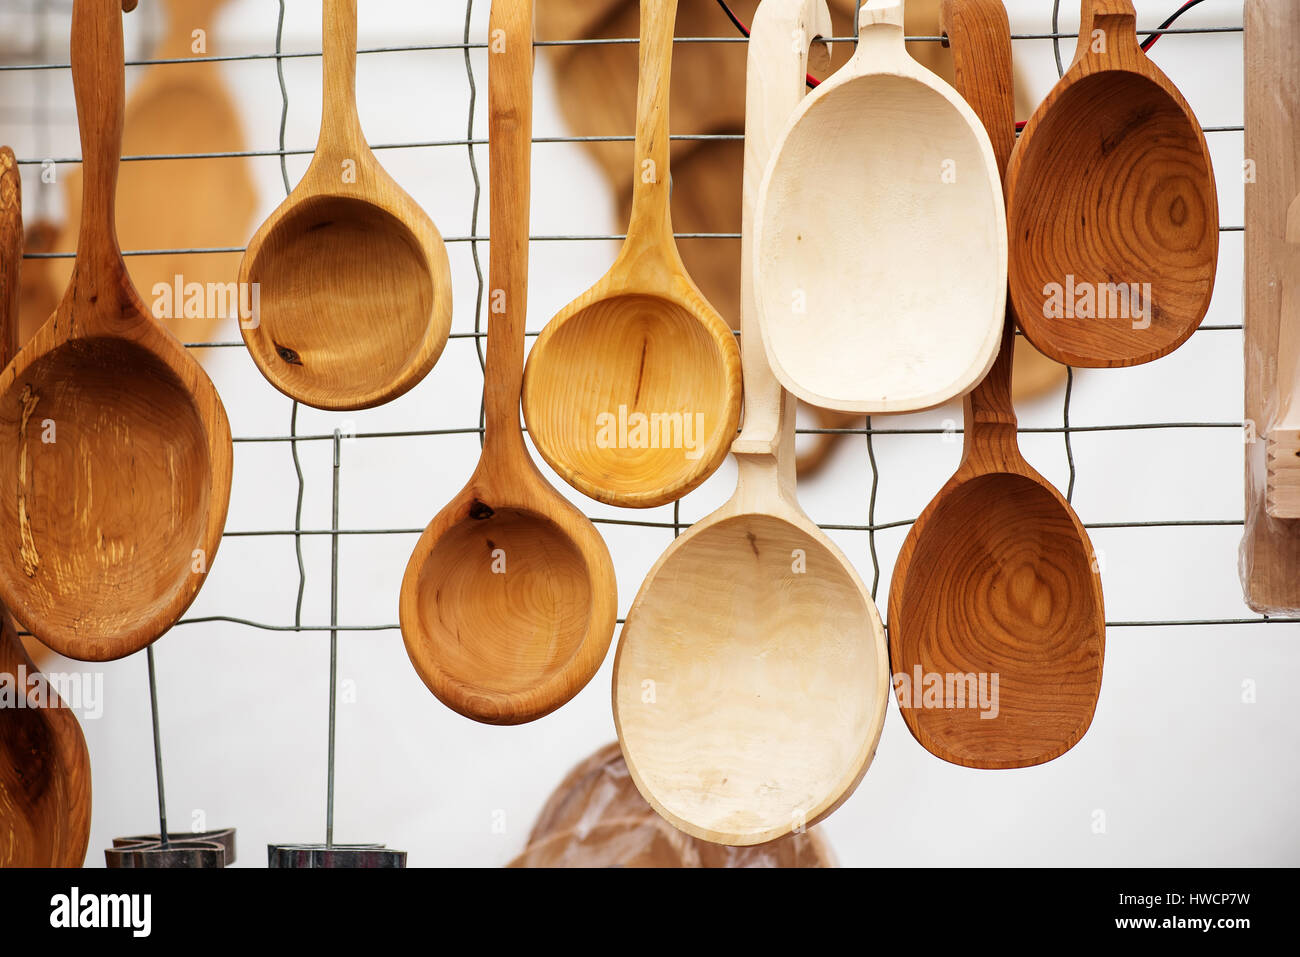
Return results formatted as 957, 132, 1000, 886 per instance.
1009, 72, 1217, 366
403, 498, 607, 724
244, 195, 436, 409
524, 293, 738, 507
891, 472, 1104, 768
615, 513, 885, 846
0, 337, 212, 658
756, 74, 1004, 413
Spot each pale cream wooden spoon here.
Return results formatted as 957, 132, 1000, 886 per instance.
614, 0, 889, 847
753, 0, 1005, 414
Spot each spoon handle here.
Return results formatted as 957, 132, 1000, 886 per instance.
70, 0, 127, 272
623, 0, 679, 252
484, 0, 534, 452
320, 0, 366, 156
943, 0, 1018, 450
853, 0, 908, 70
734, 0, 831, 485
1075, 0, 1140, 66
0, 147, 20, 368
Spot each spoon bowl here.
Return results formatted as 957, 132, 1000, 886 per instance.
1006, 0, 1217, 368
240, 0, 451, 411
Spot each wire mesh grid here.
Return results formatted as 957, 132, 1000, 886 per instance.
0, 0, 1279, 853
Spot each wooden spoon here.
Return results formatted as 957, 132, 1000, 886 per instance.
1265, 196, 1300, 518
398, 0, 617, 726
614, 0, 888, 847
0, 146, 93, 868
1005, 0, 1218, 368
753, 0, 1005, 415
0, 0, 233, 662
521, 0, 742, 509
240, 0, 452, 411
887, 0, 1105, 770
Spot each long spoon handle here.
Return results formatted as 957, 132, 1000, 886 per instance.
1076, 0, 1140, 65
734, 0, 831, 489
320, 0, 366, 155
0, 148, 20, 368
623, 0, 679, 250
943, 0, 1018, 450
484, 0, 534, 452
70, 0, 127, 272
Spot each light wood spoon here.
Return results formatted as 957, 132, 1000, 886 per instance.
887, 0, 1105, 770
240, 0, 452, 411
1265, 196, 1300, 518
1006, 0, 1218, 368
399, 0, 616, 726
521, 0, 742, 509
753, 0, 1005, 414
614, 0, 888, 847
0, 0, 233, 662
0, 146, 92, 868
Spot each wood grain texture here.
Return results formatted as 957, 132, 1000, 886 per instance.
398, 0, 616, 726
753, 0, 1006, 414
1005, 0, 1218, 368
0, 146, 92, 869
0, 0, 232, 662
887, 0, 1105, 770
1242, 0, 1300, 610
521, 0, 743, 509
1265, 197, 1300, 517
614, 0, 888, 847
240, 0, 452, 411
39, 0, 256, 355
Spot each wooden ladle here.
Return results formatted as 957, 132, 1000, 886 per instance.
1264, 196, 1300, 518
887, 0, 1105, 770
614, 0, 889, 846
0, 146, 92, 868
521, 0, 742, 509
399, 0, 617, 726
0, 0, 233, 662
240, 0, 452, 411
753, 0, 1005, 414
1005, 0, 1218, 368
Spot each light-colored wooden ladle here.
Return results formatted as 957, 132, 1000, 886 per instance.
753, 0, 1005, 414
1005, 0, 1218, 368
399, 0, 617, 726
521, 0, 742, 509
0, 0, 233, 662
1265, 196, 1300, 518
887, 0, 1105, 770
0, 146, 92, 868
614, 0, 888, 846
240, 0, 452, 411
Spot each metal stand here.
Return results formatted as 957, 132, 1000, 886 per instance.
268, 430, 406, 869
105, 646, 235, 868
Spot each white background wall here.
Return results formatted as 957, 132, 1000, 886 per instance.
2, 0, 1296, 867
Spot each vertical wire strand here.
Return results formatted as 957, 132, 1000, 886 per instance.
463, 0, 488, 448
146, 646, 169, 847
1050, 0, 1080, 504
326, 430, 341, 847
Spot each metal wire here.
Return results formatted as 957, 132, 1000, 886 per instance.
3, 9, 1263, 648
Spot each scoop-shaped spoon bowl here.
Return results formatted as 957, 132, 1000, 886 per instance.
522, 0, 742, 508
1006, 0, 1217, 367
239, 0, 451, 411
0, 0, 231, 662
753, 0, 1005, 414
615, 509, 886, 844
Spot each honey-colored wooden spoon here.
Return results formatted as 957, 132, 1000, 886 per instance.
0, 146, 92, 868
753, 0, 1005, 414
614, 0, 888, 846
521, 0, 742, 509
0, 0, 233, 662
1264, 196, 1300, 518
887, 0, 1105, 770
240, 0, 452, 411
399, 0, 616, 726
1005, 0, 1218, 368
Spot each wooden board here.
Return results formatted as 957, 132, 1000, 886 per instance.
1242, 0, 1300, 612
